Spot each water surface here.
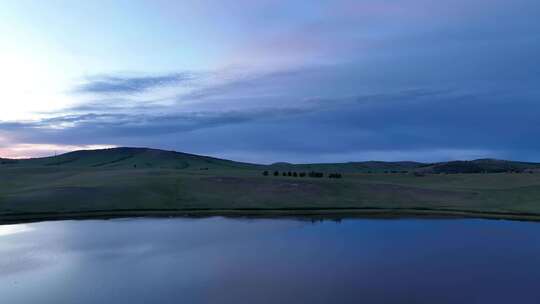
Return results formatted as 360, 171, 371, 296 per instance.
1, 217, 540, 303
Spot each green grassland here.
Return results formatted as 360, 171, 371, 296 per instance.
2, 147, 540, 223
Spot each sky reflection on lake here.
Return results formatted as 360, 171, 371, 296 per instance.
1, 217, 540, 304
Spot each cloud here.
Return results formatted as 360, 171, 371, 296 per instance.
3, 49, 540, 162
3, 82, 540, 163
75, 73, 193, 94
15, 85, 452, 141
0, 104, 315, 148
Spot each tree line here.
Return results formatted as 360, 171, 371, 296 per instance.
262, 170, 342, 179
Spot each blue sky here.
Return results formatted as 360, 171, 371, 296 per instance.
1, 0, 539, 163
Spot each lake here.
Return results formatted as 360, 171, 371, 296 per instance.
1, 217, 540, 303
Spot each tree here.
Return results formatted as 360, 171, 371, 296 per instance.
329, 173, 343, 179
299, 172, 306, 177
274, 171, 279, 176
309, 171, 324, 178
263, 171, 269, 176
287, 171, 292, 176
293, 172, 298, 177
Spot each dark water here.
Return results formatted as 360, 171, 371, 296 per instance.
1, 217, 540, 304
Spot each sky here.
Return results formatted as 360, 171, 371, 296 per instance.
1, 0, 539, 163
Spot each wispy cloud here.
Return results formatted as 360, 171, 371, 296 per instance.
0, 105, 315, 143
2, 84, 540, 162
75, 73, 194, 94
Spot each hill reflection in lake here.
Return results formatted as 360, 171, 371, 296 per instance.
1, 217, 540, 304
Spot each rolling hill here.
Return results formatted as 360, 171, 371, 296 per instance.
2, 147, 540, 223
4, 147, 539, 173
417, 159, 540, 174
1, 147, 260, 170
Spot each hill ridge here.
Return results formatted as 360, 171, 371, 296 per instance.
2, 147, 540, 174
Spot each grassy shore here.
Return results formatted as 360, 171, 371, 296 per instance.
2, 167, 540, 223
3, 207, 540, 225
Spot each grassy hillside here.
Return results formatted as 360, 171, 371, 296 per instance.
268, 161, 423, 173
1, 147, 540, 222
4, 147, 538, 173
418, 159, 540, 174
5, 147, 260, 171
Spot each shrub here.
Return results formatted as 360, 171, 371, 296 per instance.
309, 171, 324, 178
263, 171, 269, 176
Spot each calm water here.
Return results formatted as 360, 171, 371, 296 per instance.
1, 217, 540, 304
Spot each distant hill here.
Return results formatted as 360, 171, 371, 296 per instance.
0, 158, 19, 165
418, 159, 540, 174
268, 161, 424, 173
0, 147, 260, 171
1, 147, 540, 174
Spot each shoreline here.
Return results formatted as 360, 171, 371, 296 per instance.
2, 207, 540, 225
